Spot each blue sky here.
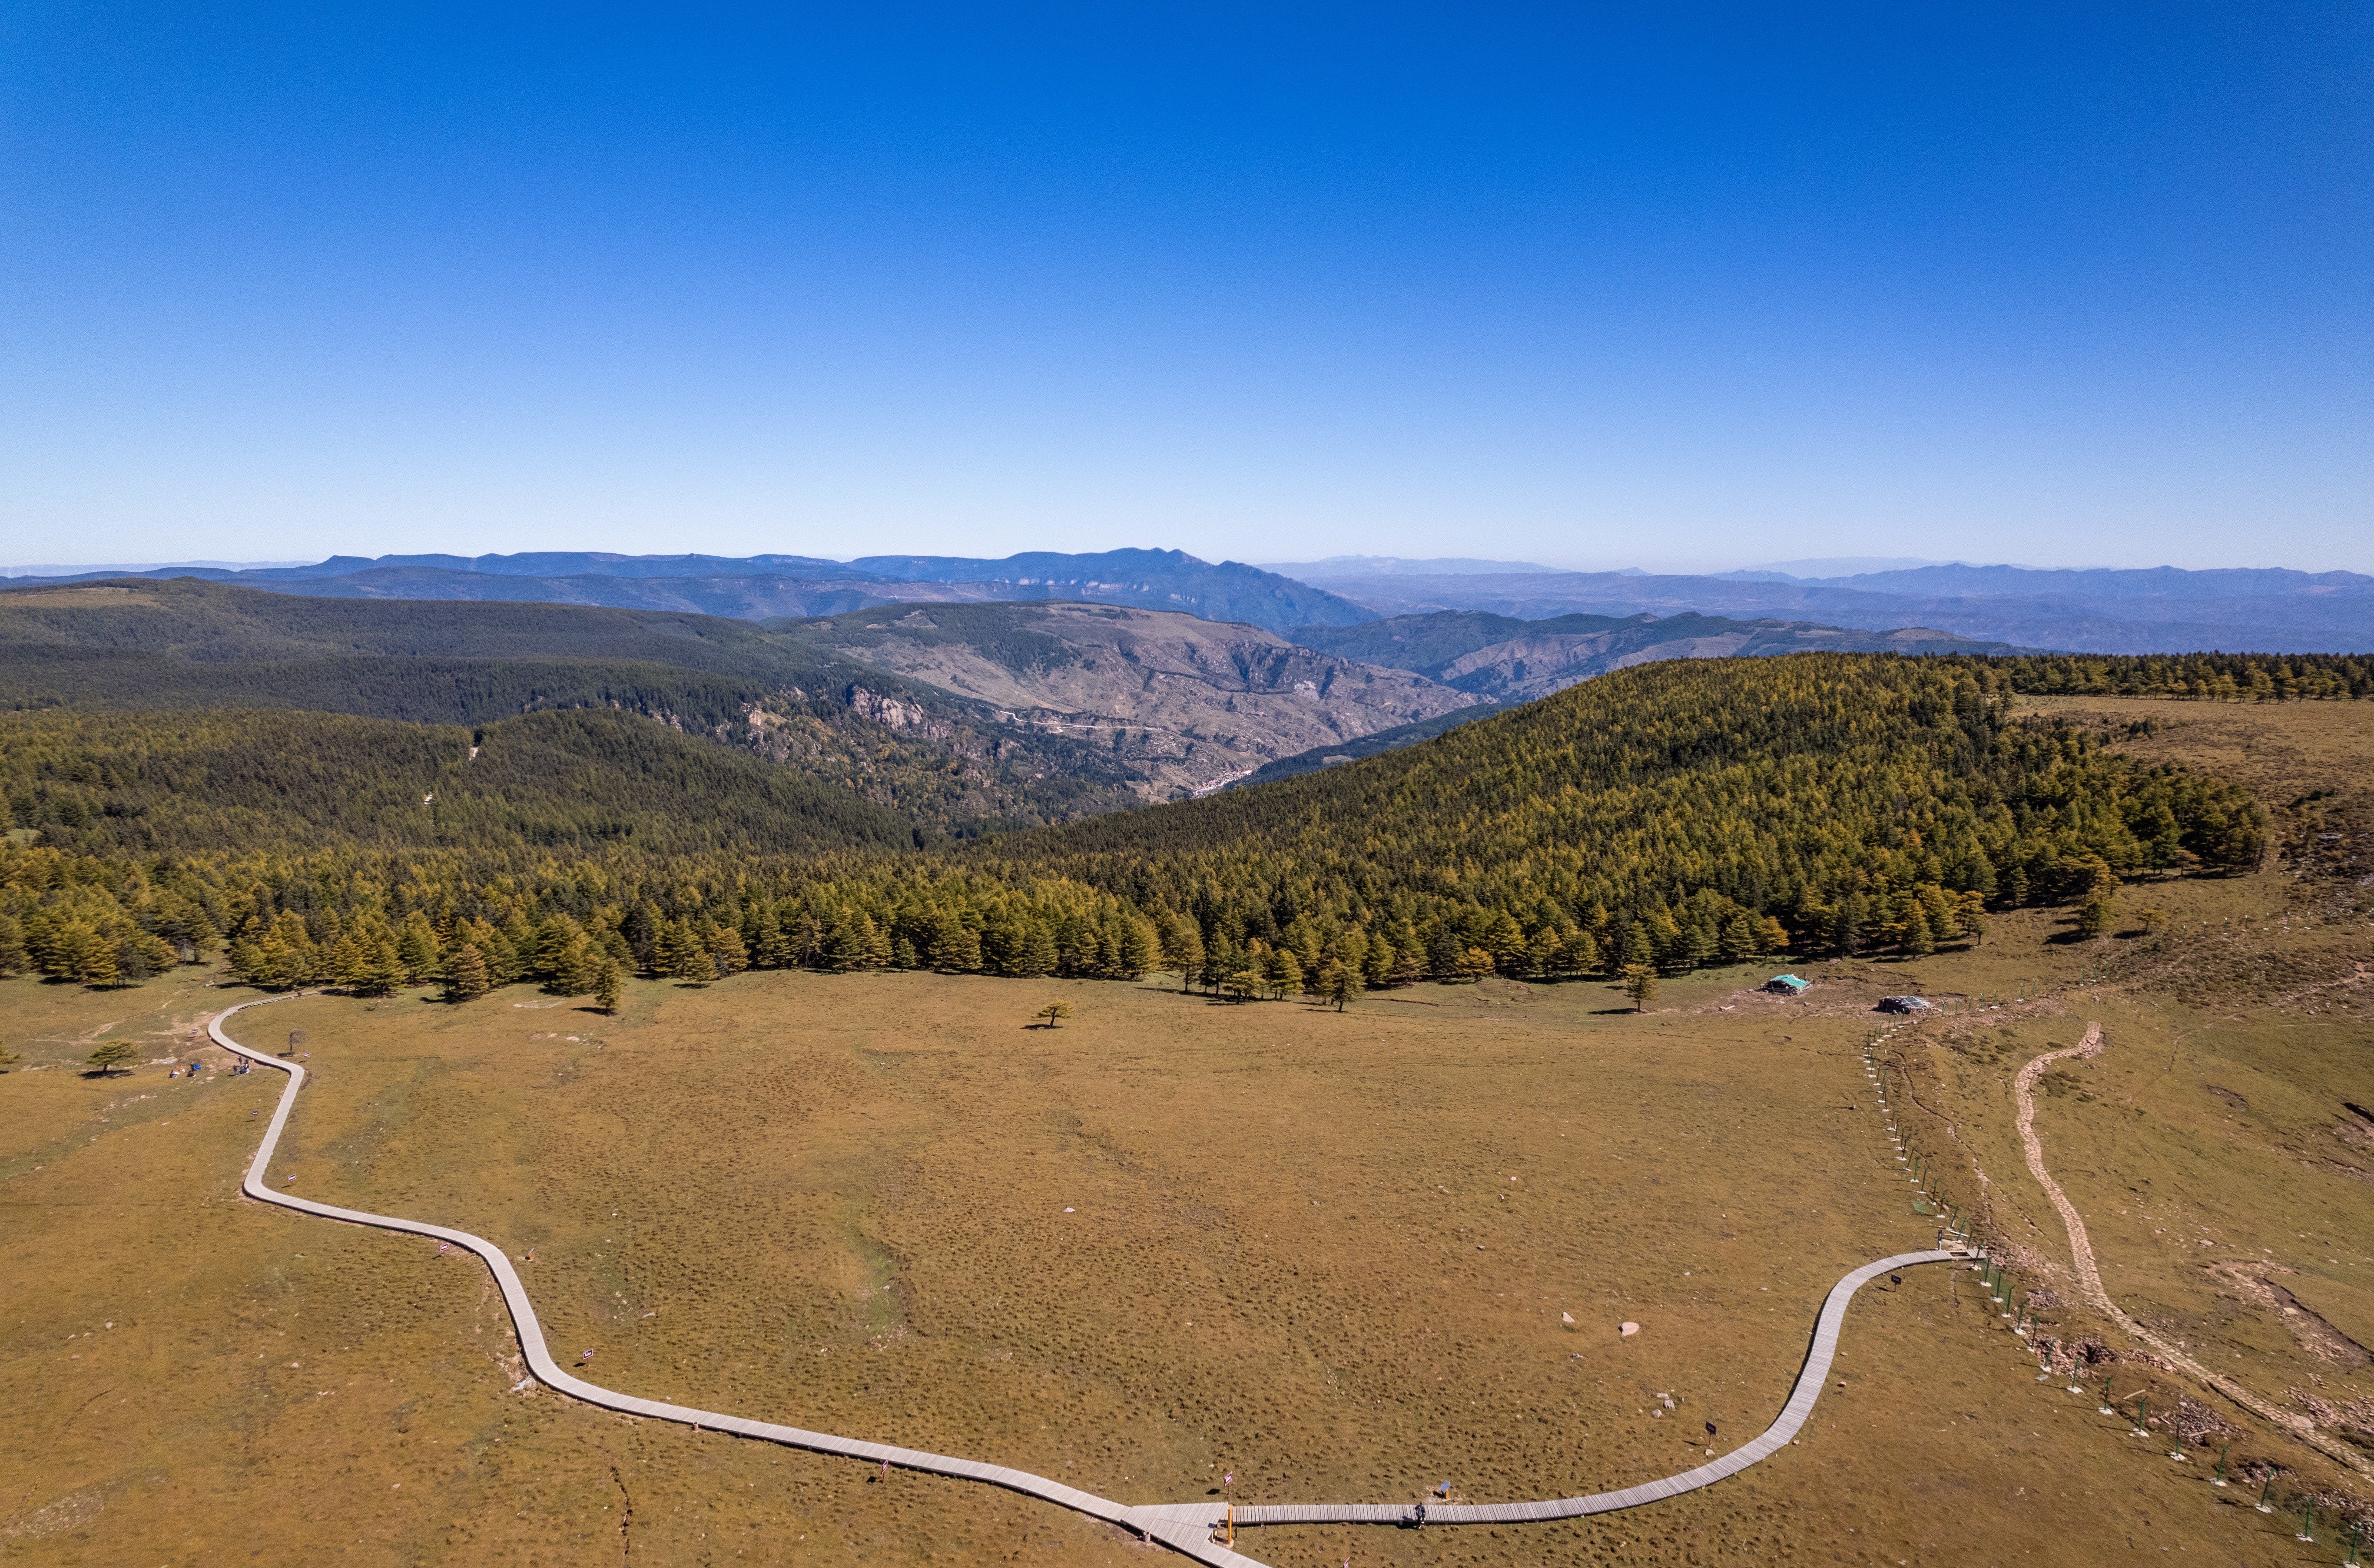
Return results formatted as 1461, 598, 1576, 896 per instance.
4, 4, 2368, 572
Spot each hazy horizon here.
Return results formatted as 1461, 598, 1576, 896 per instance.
7, 547, 2369, 583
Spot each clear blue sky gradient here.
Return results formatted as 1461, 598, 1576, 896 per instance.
4, 4, 2368, 571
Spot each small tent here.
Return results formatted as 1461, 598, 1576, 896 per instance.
1761, 974, 1810, 995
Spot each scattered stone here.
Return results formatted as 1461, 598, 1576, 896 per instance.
1619, 1322, 1640, 1337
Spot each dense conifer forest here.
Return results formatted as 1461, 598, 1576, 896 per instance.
0, 651, 2317, 1000
1977, 651, 2372, 700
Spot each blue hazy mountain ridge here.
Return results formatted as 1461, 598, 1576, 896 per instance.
836, 548, 1375, 629
1718, 556, 1949, 581
351, 552, 859, 580
1279, 564, 2374, 655
10, 549, 1374, 637
1285, 609, 2019, 702
1252, 555, 1553, 576
189, 565, 933, 622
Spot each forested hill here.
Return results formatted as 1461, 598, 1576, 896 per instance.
0, 578, 1143, 831
0, 578, 872, 719
968, 654, 2269, 972
0, 652, 2313, 994
0, 708, 915, 856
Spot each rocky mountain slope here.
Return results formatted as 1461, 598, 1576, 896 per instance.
765, 602, 1482, 799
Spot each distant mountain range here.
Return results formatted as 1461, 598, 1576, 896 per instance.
4, 549, 1371, 638
1253, 554, 1553, 577
1274, 563, 2374, 654
12, 547, 2367, 652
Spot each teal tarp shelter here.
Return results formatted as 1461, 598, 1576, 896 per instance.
1761, 974, 1810, 995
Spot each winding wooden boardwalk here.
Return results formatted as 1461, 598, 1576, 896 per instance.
212, 994, 1948, 1565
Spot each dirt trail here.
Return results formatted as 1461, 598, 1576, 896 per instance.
2014, 1023, 2374, 1481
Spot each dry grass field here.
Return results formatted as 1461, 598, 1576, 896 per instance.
3, 691, 2371, 1568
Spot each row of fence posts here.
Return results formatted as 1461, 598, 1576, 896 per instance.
1864, 1034, 1966, 1233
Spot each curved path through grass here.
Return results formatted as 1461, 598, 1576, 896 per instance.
213, 993, 1948, 1565
2013, 1023, 2374, 1483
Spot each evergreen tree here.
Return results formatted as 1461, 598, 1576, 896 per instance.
753, 907, 793, 968
860, 914, 893, 969
2075, 897, 2115, 940
76, 930, 122, 988
396, 911, 442, 982
1318, 959, 1361, 1012
357, 935, 405, 996
1160, 916, 1204, 992
1118, 916, 1158, 980
1618, 921, 1655, 971
1831, 896, 1869, 957
593, 958, 624, 1015
1621, 963, 1658, 1012
1718, 912, 1761, 963
86, 1039, 137, 1075
1017, 921, 1058, 978
444, 942, 491, 1002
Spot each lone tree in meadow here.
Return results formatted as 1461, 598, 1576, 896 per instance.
1034, 1001, 1074, 1029
1621, 963, 1658, 1012
86, 1039, 138, 1076
593, 959, 624, 1015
